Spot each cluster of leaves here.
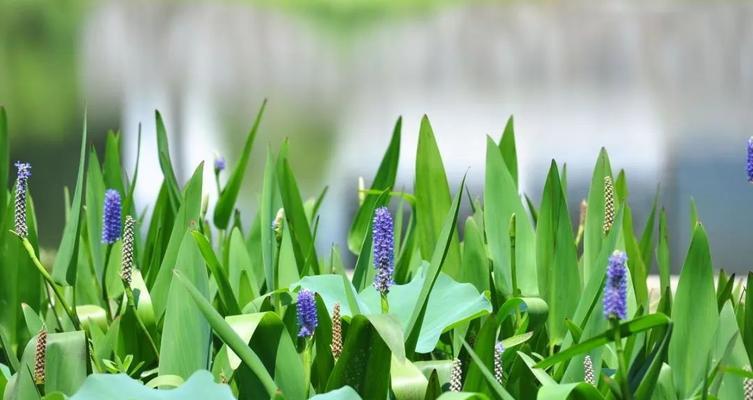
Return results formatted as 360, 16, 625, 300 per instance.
0, 103, 751, 400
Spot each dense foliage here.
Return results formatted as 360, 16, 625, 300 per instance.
0, 104, 751, 400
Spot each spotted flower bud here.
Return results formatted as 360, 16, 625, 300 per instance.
494, 342, 504, 385
330, 303, 342, 360
14, 161, 31, 238
747, 137, 753, 183
603, 176, 615, 235
604, 251, 628, 320
297, 289, 318, 338
584, 355, 595, 385
372, 207, 394, 295
272, 208, 285, 244
102, 189, 122, 244
34, 328, 47, 385
450, 358, 463, 392
121, 215, 135, 286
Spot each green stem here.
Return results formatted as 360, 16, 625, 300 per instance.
102, 245, 113, 320
381, 293, 389, 314
303, 338, 313, 397
612, 318, 632, 400
20, 237, 80, 330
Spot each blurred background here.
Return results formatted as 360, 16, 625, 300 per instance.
2, 0, 753, 272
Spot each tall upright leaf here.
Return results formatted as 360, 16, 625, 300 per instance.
536, 161, 580, 345
0, 107, 8, 221
103, 131, 125, 196
52, 116, 88, 285
498, 116, 518, 188
484, 136, 537, 297
155, 111, 182, 212
582, 148, 613, 283
414, 116, 461, 280
347, 117, 401, 254
260, 149, 280, 293
668, 224, 718, 398
214, 100, 266, 229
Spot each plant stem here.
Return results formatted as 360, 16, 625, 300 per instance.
101, 244, 113, 320
303, 338, 313, 397
381, 293, 389, 314
611, 318, 632, 400
20, 237, 80, 330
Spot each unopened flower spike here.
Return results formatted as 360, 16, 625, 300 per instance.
214, 154, 226, 173
121, 215, 135, 286
372, 207, 394, 296
297, 289, 318, 338
604, 250, 628, 320
450, 358, 463, 392
102, 189, 122, 244
330, 303, 342, 360
584, 355, 595, 385
14, 161, 31, 238
603, 176, 615, 235
34, 327, 47, 385
494, 342, 505, 385
272, 208, 285, 244
747, 137, 753, 183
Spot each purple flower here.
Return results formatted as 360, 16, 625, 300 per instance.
297, 289, 318, 338
102, 189, 122, 244
372, 207, 394, 295
14, 162, 31, 238
214, 155, 226, 172
747, 137, 753, 182
604, 251, 628, 320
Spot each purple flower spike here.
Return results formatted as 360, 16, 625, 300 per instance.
604, 250, 628, 320
102, 189, 122, 244
297, 289, 318, 338
372, 207, 394, 295
747, 137, 753, 182
214, 155, 226, 172
14, 162, 31, 238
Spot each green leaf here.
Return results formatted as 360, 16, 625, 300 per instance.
84, 149, 106, 283
326, 315, 392, 399
484, 136, 537, 297
582, 148, 613, 283
159, 231, 211, 379
173, 270, 278, 397
391, 356, 428, 400
103, 131, 126, 197
213, 100, 266, 229
414, 116, 461, 280
348, 117, 401, 254
69, 370, 234, 400
656, 209, 670, 293
154, 111, 182, 211
52, 115, 88, 285
498, 115, 518, 188
460, 337, 515, 400
0, 107, 8, 223
669, 224, 719, 398
460, 217, 490, 293
260, 149, 281, 293
639, 188, 659, 270
310, 386, 362, 400
191, 231, 241, 315
536, 383, 604, 400
536, 313, 671, 369
536, 161, 580, 346
150, 164, 204, 318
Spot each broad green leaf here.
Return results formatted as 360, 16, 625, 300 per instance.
310, 386, 362, 400
295, 274, 366, 317
498, 115, 518, 188
414, 116, 461, 280
224, 312, 304, 400
154, 111, 181, 211
191, 231, 241, 315
159, 231, 211, 379
436, 393, 490, 400
69, 370, 234, 400
228, 228, 259, 304
669, 224, 718, 398
536, 161, 580, 345
174, 270, 278, 397
151, 164, 204, 318
711, 302, 748, 399
536, 383, 604, 400
582, 149, 613, 283
460, 217, 489, 293
348, 117, 401, 253
52, 115, 88, 285
484, 136, 537, 297
391, 356, 428, 400
102, 131, 126, 197
213, 100, 266, 229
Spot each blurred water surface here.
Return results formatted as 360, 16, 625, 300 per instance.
3, 0, 753, 271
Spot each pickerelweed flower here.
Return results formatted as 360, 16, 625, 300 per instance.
330, 303, 342, 360
603, 176, 615, 235
747, 137, 753, 183
604, 251, 628, 320
121, 215, 135, 286
584, 355, 595, 385
494, 342, 504, 384
450, 358, 463, 392
102, 189, 122, 244
372, 207, 394, 295
297, 289, 318, 338
214, 155, 226, 172
14, 161, 31, 238
34, 328, 47, 385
